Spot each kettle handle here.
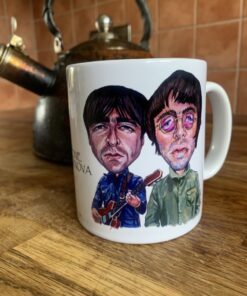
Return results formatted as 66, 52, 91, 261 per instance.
136, 0, 152, 50
42, 0, 152, 52
43, 0, 64, 54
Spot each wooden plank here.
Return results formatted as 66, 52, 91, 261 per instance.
0, 230, 182, 296
0, 216, 44, 255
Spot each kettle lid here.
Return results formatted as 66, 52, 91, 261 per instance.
68, 13, 151, 61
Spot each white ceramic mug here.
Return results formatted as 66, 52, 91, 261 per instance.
66, 59, 232, 244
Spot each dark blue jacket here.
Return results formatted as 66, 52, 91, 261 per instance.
92, 168, 146, 227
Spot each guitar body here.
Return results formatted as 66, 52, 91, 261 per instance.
98, 200, 116, 224
111, 216, 121, 228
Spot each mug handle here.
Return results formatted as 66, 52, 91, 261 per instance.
204, 82, 232, 180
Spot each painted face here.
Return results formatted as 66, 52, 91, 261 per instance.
89, 109, 144, 174
154, 92, 198, 174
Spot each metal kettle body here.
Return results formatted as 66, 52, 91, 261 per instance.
0, 0, 152, 164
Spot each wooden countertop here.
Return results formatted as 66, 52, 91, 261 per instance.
0, 109, 246, 296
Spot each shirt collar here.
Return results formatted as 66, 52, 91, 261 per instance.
169, 165, 190, 179
105, 167, 129, 178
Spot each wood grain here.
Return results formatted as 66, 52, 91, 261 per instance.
0, 109, 246, 296
0, 230, 183, 296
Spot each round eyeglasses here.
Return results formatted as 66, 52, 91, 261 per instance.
156, 111, 197, 134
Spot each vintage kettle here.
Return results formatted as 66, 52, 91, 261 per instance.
0, 0, 152, 164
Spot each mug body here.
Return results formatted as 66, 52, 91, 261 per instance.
67, 58, 207, 244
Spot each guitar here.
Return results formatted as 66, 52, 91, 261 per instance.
98, 169, 163, 228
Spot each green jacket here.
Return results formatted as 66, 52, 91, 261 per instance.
145, 166, 200, 227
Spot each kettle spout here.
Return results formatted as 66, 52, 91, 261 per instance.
0, 43, 56, 96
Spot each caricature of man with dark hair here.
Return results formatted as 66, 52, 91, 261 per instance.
145, 70, 202, 227
83, 85, 147, 228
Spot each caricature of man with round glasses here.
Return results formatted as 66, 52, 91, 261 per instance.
145, 70, 202, 227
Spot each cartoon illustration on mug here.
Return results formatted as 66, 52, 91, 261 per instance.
83, 85, 148, 228
145, 70, 202, 227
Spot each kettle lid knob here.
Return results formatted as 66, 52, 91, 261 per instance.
92, 14, 116, 40
95, 14, 113, 33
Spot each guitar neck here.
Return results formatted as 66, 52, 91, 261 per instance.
130, 169, 163, 196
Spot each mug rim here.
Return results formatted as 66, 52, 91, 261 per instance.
66, 58, 207, 70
